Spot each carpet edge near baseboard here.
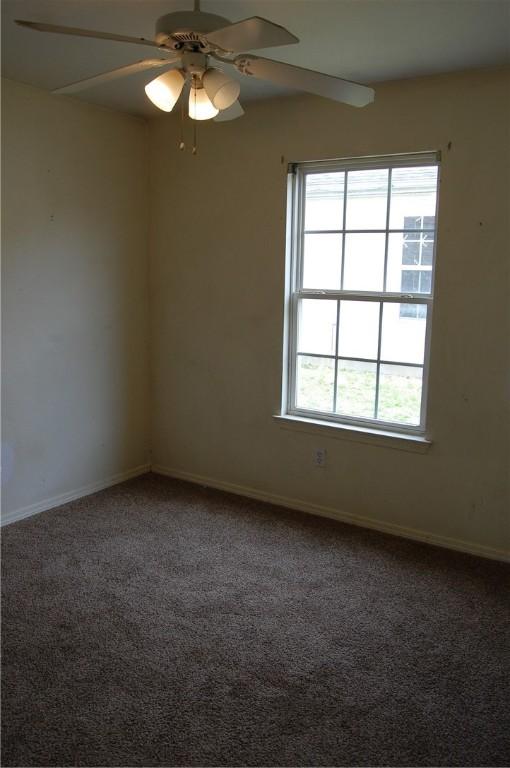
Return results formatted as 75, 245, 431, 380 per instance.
152, 464, 510, 564
1, 464, 151, 527
3, 462, 508, 563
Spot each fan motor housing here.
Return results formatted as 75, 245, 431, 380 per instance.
155, 11, 231, 48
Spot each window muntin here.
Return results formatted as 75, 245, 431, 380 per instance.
285, 153, 440, 434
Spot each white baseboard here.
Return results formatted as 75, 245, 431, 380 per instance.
4, 461, 508, 563
1, 464, 151, 527
152, 464, 510, 564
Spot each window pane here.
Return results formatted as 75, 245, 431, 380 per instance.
400, 303, 427, 320
338, 300, 380, 360
389, 166, 438, 230
381, 302, 427, 364
401, 236, 420, 265
304, 172, 344, 231
345, 169, 389, 230
401, 271, 419, 292
296, 355, 334, 412
302, 233, 342, 289
298, 299, 337, 356
401, 270, 431, 293
421, 234, 434, 266
343, 233, 385, 291
386, 233, 434, 293
378, 364, 423, 425
336, 360, 376, 418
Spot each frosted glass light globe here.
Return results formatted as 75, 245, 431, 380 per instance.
188, 87, 219, 120
145, 69, 185, 112
203, 68, 240, 110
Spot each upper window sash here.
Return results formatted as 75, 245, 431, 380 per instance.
290, 155, 439, 298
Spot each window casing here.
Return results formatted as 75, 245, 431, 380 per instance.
283, 152, 440, 436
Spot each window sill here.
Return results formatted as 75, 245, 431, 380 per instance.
273, 414, 432, 453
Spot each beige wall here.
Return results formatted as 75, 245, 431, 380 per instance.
149, 67, 510, 557
1, 79, 150, 519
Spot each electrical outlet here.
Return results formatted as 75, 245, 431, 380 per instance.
314, 447, 327, 468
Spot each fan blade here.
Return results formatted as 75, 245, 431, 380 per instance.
15, 20, 158, 48
234, 55, 374, 107
206, 17, 298, 53
213, 100, 245, 122
53, 59, 174, 95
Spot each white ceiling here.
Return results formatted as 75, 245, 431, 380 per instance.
2, 0, 510, 117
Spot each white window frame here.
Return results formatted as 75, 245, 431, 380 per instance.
282, 151, 441, 438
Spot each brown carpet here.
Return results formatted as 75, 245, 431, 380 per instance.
2, 473, 509, 767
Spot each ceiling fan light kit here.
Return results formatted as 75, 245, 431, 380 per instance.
189, 81, 219, 120
202, 68, 240, 110
15, 0, 375, 150
144, 68, 185, 112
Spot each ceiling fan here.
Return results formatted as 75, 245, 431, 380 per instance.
16, 0, 375, 124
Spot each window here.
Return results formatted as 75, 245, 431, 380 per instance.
283, 152, 440, 435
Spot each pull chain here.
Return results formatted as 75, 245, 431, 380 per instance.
177, 73, 199, 155
179, 93, 185, 151
192, 79, 198, 155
